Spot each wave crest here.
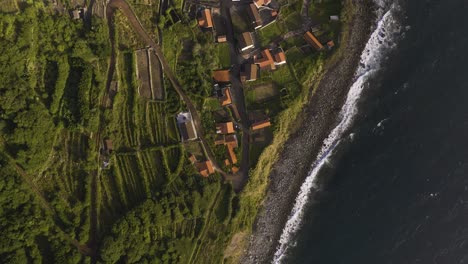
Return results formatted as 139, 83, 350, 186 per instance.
272, 1, 404, 263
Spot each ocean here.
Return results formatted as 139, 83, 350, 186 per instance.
274, 0, 468, 263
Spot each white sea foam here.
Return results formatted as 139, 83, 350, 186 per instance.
272, 1, 403, 263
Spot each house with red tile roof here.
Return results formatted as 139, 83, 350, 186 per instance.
196, 160, 215, 177
216, 122, 235, 134
254, 49, 276, 70
198, 9, 213, 29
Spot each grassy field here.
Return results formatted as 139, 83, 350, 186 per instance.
217, 43, 231, 68
0, 0, 18, 13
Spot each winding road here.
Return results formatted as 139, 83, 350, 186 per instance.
107, 0, 235, 182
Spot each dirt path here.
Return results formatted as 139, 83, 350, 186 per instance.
107, 0, 231, 179
86, 5, 119, 262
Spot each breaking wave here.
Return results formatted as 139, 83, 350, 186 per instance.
272, 1, 404, 263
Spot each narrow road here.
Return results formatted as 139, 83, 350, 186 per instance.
107, 0, 230, 179
87, 5, 119, 261
220, 0, 251, 190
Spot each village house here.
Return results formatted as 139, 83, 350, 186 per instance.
212, 69, 231, 83
248, 3, 263, 30
196, 160, 215, 177
251, 119, 271, 130
226, 144, 238, 164
273, 50, 286, 65
254, 49, 276, 70
327, 40, 335, 49
216, 122, 235, 134
304, 31, 324, 51
253, 0, 271, 8
219, 87, 232, 106
226, 135, 238, 164
198, 9, 213, 29
239, 32, 254, 52
176, 112, 198, 141
240, 64, 259, 82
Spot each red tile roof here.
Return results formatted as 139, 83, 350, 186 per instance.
255, 49, 276, 70
220, 88, 232, 106
198, 9, 213, 28
251, 119, 271, 130
304, 31, 324, 51
216, 122, 235, 134
197, 160, 215, 177
213, 70, 230, 83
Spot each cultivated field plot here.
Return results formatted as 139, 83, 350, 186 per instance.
145, 103, 180, 145
250, 83, 279, 102
149, 51, 165, 100
136, 49, 165, 100
0, 0, 18, 13
135, 49, 152, 98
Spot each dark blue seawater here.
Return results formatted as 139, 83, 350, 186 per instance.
284, 0, 468, 263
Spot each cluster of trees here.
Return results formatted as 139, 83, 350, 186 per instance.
0, 155, 83, 263
0, 6, 110, 171
0, 3, 108, 262
99, 176, 225, 263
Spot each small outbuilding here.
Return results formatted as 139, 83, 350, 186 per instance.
304, 31, 324, 51
251, 119, 271, 130
198, 9, 213, 29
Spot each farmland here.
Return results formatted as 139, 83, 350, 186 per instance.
0, 0, 346, 262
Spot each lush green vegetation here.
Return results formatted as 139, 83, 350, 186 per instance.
0, 0, 347, 263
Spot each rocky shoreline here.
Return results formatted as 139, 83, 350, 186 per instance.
240, 1, 374, 263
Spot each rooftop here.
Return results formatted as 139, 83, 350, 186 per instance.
213, 69, 231, 83
239, 32, 254, 51
254, 49, 276, 70
196, 160, 215, 177
248, 4, 263, 29
176, 112, 198, 141
216, 122, 235, 134
304, 31, 324, 51
241, 64, 259, 82
198, 9, 213, 29
251, 119, 271, 130
273, 51, 286, 65
220, 87, 232, 106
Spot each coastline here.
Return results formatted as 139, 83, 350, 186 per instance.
239, 1, 374, 263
